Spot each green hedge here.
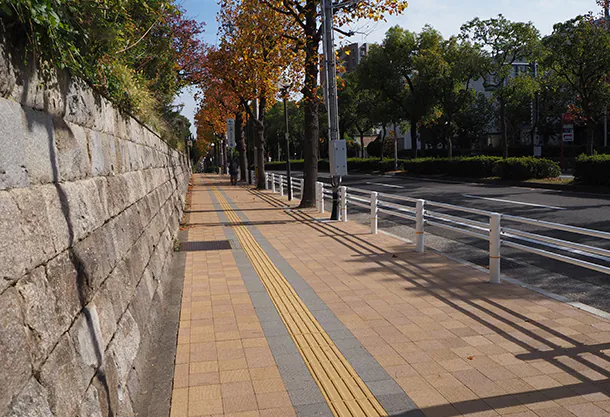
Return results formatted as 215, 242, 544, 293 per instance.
266, 156, 562, 180
403, 156, 501, 178
574, 154, 610, 186
265, 158, 404, 173
493, 157, 561, 181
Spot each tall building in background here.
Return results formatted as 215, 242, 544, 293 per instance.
339, 43, 369, 73
321, 42, 369, 87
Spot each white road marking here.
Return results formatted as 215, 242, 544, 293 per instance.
462, 194, 566, 210
366, 181, 404, 189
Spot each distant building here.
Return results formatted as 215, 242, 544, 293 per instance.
339, 43, 369, 73
321, 42, 369, 87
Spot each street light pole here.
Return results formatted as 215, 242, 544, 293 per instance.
283, 90, 293, 201
321, 0, 342, 220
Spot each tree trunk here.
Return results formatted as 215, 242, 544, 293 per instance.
236, 112, 248, 182
359, 131, 365, 158
255, 96, 267, 190
254, 121, 266, 189
448, 135, 453, 158
500, 99, 508, 158
299, 3, 320, 208
587, 122, 595, 156
410, 121, 418, 158
380, 124, 386, 161
393, 122, 398, 170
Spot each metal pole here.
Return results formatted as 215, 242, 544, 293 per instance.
321, 0, 341, 220
489, 213, 502, 284
415, 199, 425, 253
370, 192, 378, 234
284, 95, 293, 201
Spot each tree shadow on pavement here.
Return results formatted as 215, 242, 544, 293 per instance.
247, 187, 610, 417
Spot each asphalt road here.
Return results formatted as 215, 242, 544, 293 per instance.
285, 171, 610, 313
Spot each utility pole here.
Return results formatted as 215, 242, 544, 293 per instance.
283, 89, 293, 201
321, 0, 347, 220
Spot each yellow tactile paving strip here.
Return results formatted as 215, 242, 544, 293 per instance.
211, 186, 388, 417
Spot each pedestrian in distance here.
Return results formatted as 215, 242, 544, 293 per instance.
229, 158, 239, 186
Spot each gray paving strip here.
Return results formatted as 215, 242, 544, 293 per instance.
207, 187, 333, 417
217, 186, 423, 417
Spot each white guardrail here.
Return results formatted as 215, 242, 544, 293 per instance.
264, 173, 610, 283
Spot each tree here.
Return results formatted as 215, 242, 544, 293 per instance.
195, 0, 297, 188
258, 0, 407, 207
543, 16, 610, 154
461, 14, 540, 157
358, 26, 442, 158
416, 36, 487, 157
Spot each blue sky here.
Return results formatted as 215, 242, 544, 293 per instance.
174, 0, 593, 136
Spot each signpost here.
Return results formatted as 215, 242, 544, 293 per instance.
227, 118, 236, 148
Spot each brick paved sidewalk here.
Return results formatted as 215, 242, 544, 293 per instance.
170, 174, 610, 417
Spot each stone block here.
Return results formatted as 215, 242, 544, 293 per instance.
58, 179, 107, 242
21, 106, 58, 184
89, 130, 105, 176
114, 111, 129, 140
101, 133, 118, 174
40, 337, 87, 417
0, 288, 32, 413
16, 266, 63, 369
46, 251, 82, 332
0, 191, 27, 287
64, 77, 95, 128
53, 118, 91, 181
0, 99, 28, 190
105, 175, 130, 218
90, 286, 117, 351
78, 385, 103, 417
69, 305, 104, 385
4, 378, 53, 417
40, 185, 72, 253
11, 59, 45, 110
11, 186, 58, 267
0, 32, 16, 98
109, 310, 141, 385
102, 260, 133, 321
72, 224, 118, 303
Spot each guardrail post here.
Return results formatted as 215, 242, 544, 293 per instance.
319, 182, 325, 213
340, 186, 347, 222
300, 179, 305, 200
289, 177, 293, 200
264, 172, 268, 190
416, 199, 425, 253
280, 175, 284, 197
489, 213, 502, 284
271, 173, 276, 193
370, 192, 378, 234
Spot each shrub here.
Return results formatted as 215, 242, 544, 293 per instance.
574, 154, 610, 186
493, 157, 561, 181
403, 156, 501, 178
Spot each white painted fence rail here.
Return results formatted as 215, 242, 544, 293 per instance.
264, 173, 610, 283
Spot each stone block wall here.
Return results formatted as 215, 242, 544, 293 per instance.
0, 35, 190, 417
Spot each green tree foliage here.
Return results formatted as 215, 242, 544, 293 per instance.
543, 16, 610, 154
461, 15, 541, 157
1, 0, 204, 148
416, 36, 488, 156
